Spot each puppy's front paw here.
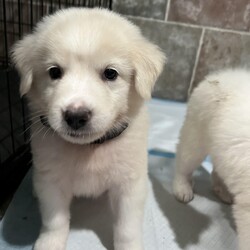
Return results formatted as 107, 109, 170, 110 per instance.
33, 232, 66, 250
173, 177, 194, 203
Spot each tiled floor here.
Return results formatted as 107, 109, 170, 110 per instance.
130, 18, 202, 101
168, 0, 250, 32
115, 0, 250, 99
3, 1, 250, 103
113, 0, 167, 20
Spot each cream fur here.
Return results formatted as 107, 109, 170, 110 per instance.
12, 8, 165, 250
173, 68, 250, 250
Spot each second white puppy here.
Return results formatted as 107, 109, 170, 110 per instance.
173, 69, 250, 250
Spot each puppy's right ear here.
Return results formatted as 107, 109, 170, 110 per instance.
11, 35, 34, 97
132, 38, 166, 100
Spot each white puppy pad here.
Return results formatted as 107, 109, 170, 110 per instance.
147, 99, 187, 154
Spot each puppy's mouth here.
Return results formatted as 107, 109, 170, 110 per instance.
67, 131, 86, 138
40, 115, 129, 144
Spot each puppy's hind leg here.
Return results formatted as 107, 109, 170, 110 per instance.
173, 118, 207, 203
212, 170, 233, 204
233, 195, 250, 250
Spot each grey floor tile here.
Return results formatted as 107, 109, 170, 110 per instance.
193, 29, 250, 89
131, 18, 202, 101
168, 0, 250, 32
113, 0, 168, 20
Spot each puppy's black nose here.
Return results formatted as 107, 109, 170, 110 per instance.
64, 107, 92, 130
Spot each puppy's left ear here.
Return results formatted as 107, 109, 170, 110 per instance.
132, 39, 166, 99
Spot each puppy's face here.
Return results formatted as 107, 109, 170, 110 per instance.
31, 25, 134, 144
12, 8, 165, 144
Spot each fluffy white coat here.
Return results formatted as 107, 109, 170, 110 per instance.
12, 8, 165, 250
173, 69, 250, 250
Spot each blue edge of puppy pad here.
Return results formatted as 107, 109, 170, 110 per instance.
0, 99, 237, 250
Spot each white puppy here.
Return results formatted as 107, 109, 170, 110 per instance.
173, 69, 250, 250
12, 8, 165, 250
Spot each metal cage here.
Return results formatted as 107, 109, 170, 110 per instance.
0, 0, 112, 217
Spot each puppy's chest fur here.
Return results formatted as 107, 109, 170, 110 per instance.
71, 144, 120, 197
32, 133, 132, 198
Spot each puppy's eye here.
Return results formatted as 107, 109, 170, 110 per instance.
103, 68, 118, 81
49, 66, 63, 80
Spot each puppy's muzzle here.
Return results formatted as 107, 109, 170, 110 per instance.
63, 106, 92, 130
